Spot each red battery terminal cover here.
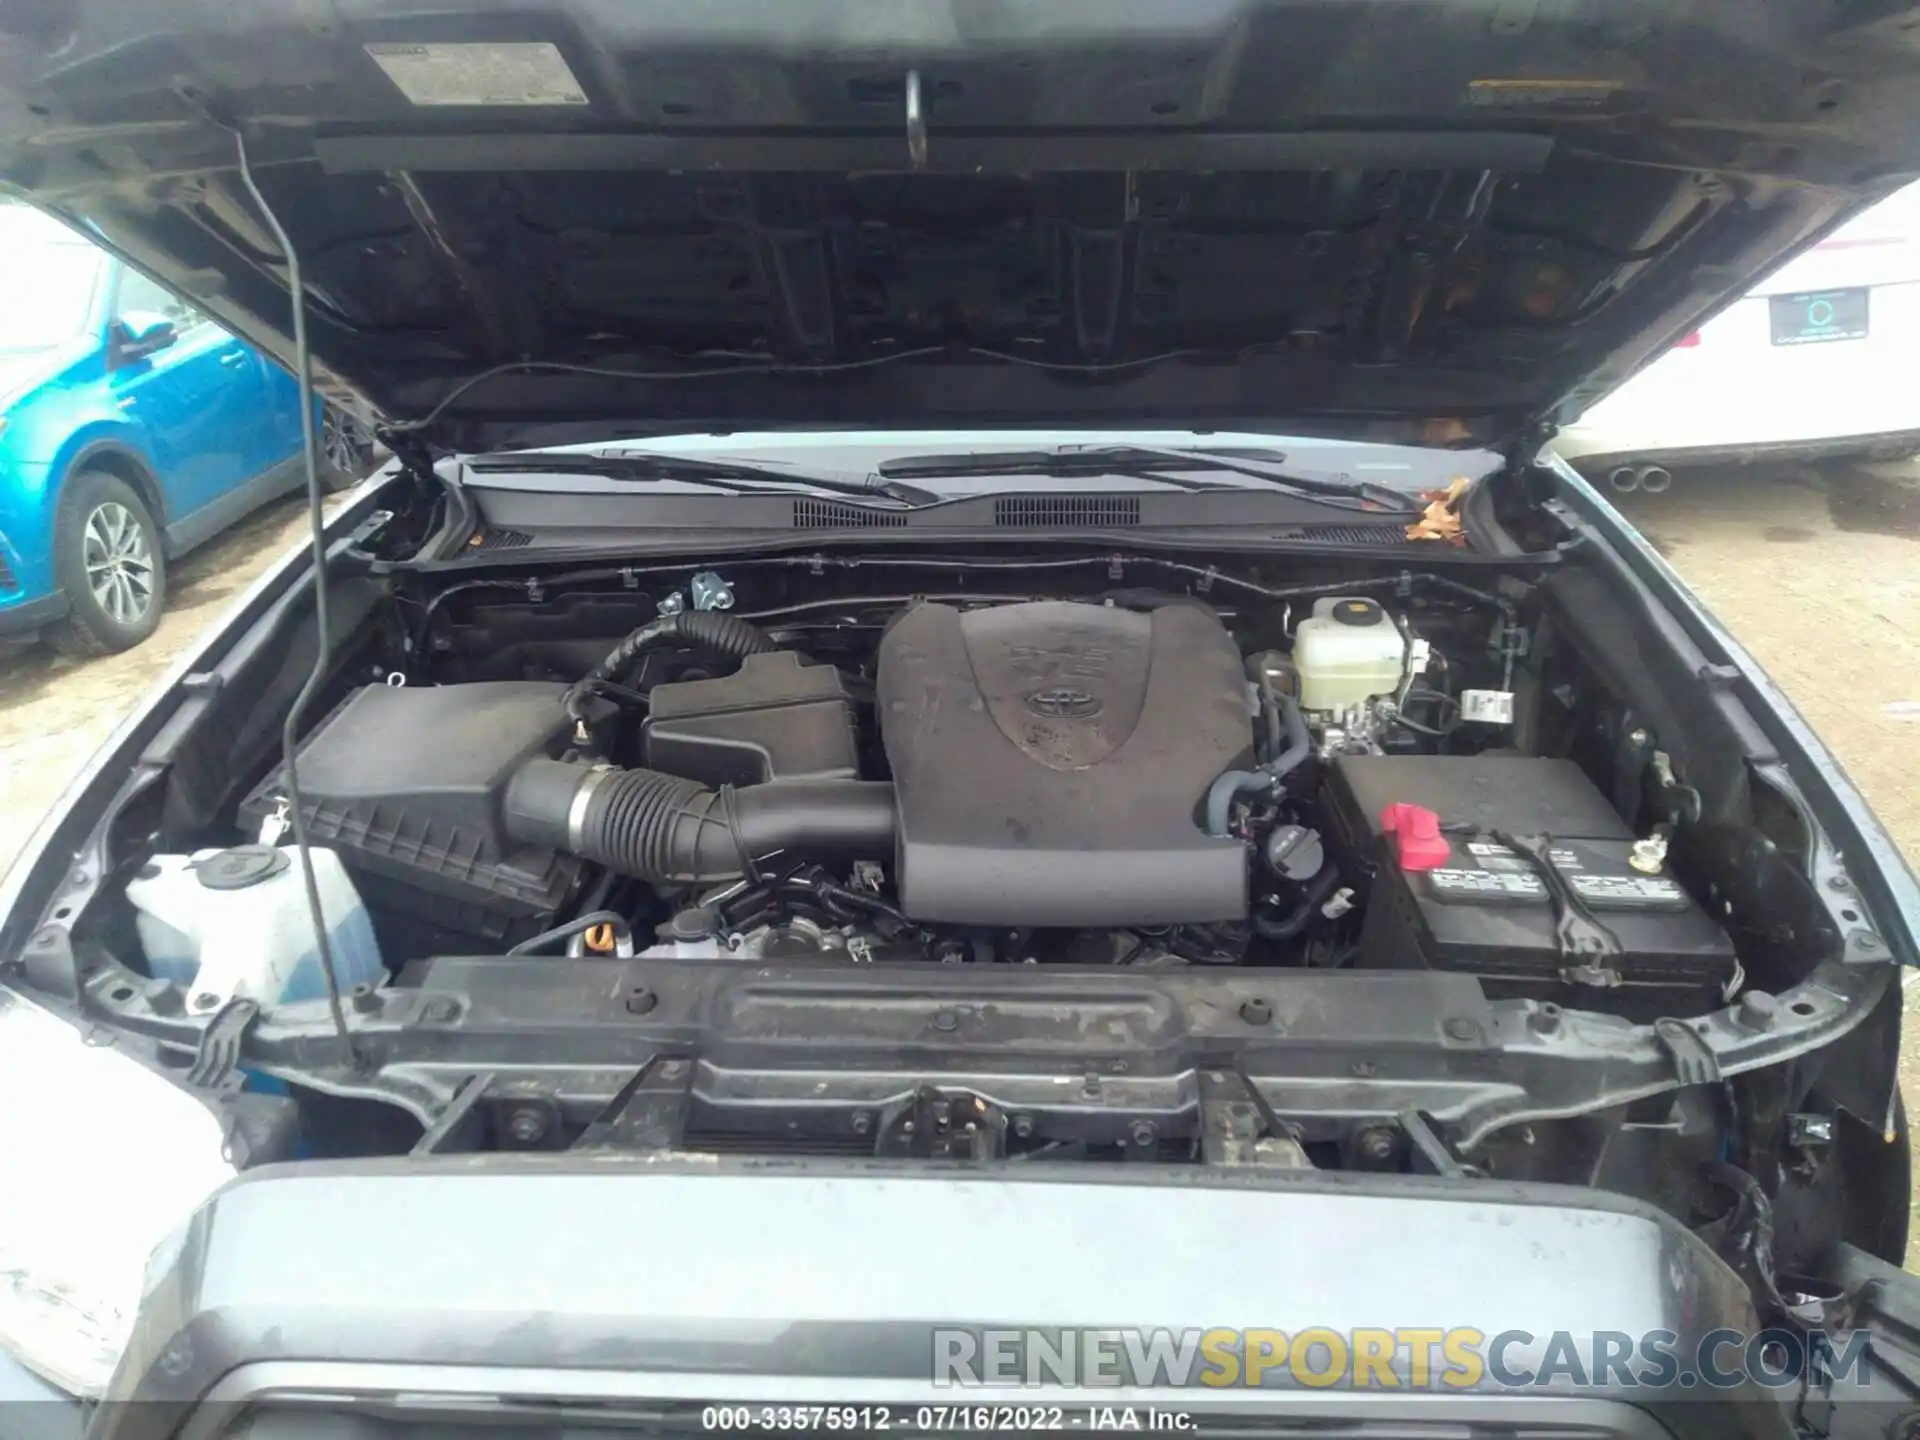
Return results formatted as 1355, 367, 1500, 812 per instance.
1380, 802, 1450, 872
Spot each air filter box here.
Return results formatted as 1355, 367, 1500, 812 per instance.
241, 681, 586, 950
1325, 754, 1736, 988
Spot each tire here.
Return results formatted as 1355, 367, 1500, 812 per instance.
318, 404, 373, 494
49, 469, 167, 657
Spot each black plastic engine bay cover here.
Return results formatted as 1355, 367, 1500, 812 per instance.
877, 600, 1251, 926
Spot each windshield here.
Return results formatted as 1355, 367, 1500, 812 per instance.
0, 210, 104, 352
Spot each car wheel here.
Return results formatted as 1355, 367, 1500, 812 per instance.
319, 404, 373, 493
49, 470, 167, 657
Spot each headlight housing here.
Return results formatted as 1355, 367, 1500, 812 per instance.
0, 986, 234, 1397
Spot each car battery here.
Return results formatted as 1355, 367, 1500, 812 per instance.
1324, 755, 1737, 988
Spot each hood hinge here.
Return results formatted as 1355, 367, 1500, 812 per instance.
1505, 419, 1558, 476
380, 426, 439, 480
374, 428, 480, 561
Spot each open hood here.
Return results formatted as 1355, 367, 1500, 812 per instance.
6, 0, 1920, 457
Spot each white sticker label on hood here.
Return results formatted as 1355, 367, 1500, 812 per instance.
366, 42, 588, 107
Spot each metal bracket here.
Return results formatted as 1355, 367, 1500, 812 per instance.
1653, 1017, 1723, 1087
574, 1054, 695, 1151
186, 998, 261, 1092
346, 508, 395, 552
689, 570, 735, 611
1200, 1068, 1308, 1167
877, 1086, 1005, 1160
1785, 1112, 1834, 1150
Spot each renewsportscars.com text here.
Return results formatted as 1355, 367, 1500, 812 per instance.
932, 1326, 1873, 1392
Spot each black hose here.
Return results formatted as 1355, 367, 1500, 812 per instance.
1266, 676, 1311, 771
1204, 689, 1311, 837
1257, 677, 1283, 764
562, 610, 779, 734
1252, 867, 1339, 942
506, 758, 896, 887
785, 874, 914, 929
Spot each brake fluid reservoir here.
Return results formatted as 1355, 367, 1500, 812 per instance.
1292, 596, 1407, 712
126, 845, 385, 1014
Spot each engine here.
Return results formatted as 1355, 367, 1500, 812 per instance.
244, 600, 1251, 943
233, 583, 1735, 993
103, 553, 1877, 1256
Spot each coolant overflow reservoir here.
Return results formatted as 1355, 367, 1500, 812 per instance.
1292, 596, 1407, 712
126, 844, 386, 1014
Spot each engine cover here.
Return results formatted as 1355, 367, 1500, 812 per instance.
877, 600, 1251, 926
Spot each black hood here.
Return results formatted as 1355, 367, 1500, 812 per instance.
6, 0, 1920, 456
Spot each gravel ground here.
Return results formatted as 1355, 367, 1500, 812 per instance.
0, 495, 312, 877
0, 466, 1914, 1267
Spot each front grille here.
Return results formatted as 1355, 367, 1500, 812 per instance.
792, 497, 908, 529
993, 494, 1141, 527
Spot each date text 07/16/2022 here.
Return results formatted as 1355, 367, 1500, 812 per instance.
700, 1405, 1194, 1432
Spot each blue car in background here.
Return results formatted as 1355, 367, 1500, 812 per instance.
0, 206, 369, 655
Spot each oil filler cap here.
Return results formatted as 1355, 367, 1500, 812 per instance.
1380, 803, 1450, 872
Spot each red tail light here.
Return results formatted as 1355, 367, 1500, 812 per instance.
1672, 330, 1703, 349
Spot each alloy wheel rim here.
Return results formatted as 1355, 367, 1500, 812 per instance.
322, 408, 361, 475
82, 500, 155, 625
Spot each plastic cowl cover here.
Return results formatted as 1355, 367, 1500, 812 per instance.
0, 986, 234, 1397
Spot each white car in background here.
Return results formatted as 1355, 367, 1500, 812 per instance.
1553, 181, 1920, 491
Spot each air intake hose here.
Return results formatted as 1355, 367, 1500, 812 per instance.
563, 610, 779, 732
506, 758, 896, 887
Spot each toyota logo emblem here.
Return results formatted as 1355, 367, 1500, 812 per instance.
1026, 686, 1103, 718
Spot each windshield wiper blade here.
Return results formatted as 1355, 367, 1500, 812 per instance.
468, 449, 939, 506
877, 444, 1418, 512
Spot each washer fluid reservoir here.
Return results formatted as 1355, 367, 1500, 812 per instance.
126, 845, 386, 1014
